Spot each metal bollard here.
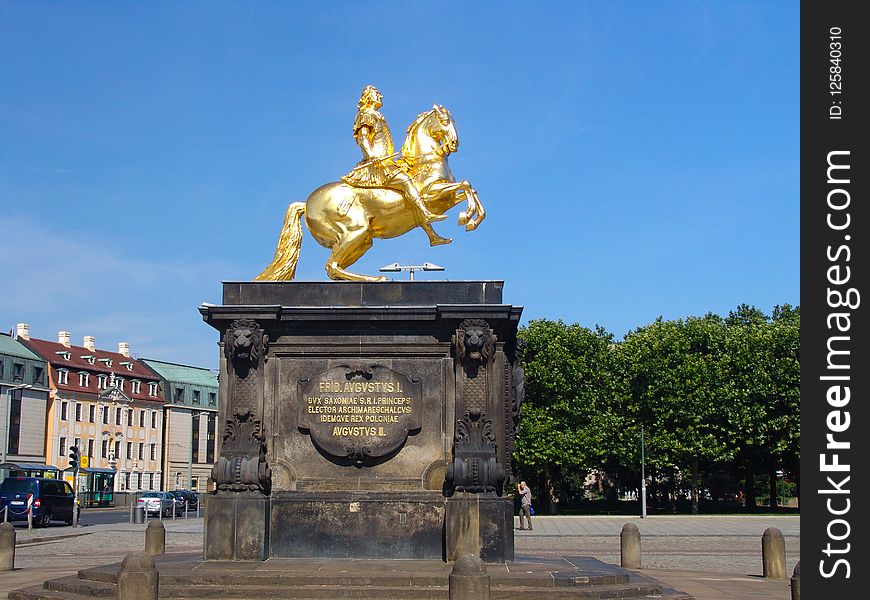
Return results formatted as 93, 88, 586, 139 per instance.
145, 519, 166, 556
117, 552, 158, 600
790, 561, 800, 600
3, 505, 8, 522
620, 522, 642, 569
172, 499, 176, 522
762, 527, 787, 578
449, 554, 490, 600
1, 522, 15, 571
26, 506, 32, 531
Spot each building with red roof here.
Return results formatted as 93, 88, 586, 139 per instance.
19, 326, 165, 500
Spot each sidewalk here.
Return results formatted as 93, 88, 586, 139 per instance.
2, 515, 799, 600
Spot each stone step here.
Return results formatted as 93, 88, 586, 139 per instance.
161, 584, 447, 599
43, 576, 115, 598
8, 585, 100, 600
491, 583, 664, 599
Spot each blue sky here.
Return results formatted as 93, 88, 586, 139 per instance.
0, 1, 799, 369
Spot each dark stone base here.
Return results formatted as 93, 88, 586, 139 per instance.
445, 493, 514, 562
269, 491, 444, 559
14, 553, 695, 600
204, 494, 270, 560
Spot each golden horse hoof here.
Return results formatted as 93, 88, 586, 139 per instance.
458, 211, 468, 226
429, 236, 452, 246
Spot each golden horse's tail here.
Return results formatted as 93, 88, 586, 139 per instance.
254, 202, 306, 281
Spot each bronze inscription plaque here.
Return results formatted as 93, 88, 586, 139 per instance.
298, 364, 422, 460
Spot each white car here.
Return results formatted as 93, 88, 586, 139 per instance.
136, 491, 183, 517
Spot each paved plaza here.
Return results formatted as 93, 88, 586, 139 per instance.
2, 514, 799, 600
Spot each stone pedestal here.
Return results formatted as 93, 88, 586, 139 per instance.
446, 493, 513, 562
200, 281, 522, 562
204, 495, 270, 560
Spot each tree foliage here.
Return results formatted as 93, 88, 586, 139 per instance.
512, 305, 800, 512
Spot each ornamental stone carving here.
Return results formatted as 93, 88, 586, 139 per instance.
211, 408, 271, 494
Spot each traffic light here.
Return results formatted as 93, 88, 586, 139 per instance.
68, 445, 80, 471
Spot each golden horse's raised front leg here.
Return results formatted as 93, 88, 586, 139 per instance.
443, 181, 484, 231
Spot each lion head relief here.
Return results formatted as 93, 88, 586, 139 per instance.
224, 319, 268, 377
456, 319, 495, 368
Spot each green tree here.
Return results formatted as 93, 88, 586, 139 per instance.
617, 315, 734, 514
724, 304, 800, 508
514, 320, 620, 510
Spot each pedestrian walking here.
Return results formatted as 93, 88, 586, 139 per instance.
517, 481, 533, 530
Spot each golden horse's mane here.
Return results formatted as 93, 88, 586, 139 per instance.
400, 109, 435, 158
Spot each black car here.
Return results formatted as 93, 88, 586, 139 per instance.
0, 477, 78, 527
173, 489, 199, 511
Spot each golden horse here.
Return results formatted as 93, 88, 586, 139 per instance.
255, 106, 485, 282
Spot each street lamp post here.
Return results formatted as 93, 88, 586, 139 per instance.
640, 425, 647, 518
2, 383, 34, 472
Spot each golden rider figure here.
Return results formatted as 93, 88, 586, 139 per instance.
342, 85, 446, 227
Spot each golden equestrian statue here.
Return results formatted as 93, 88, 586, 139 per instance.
255, 84, 485, 282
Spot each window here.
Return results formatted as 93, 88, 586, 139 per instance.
59, 436, 67, 456
115, 408, 122, 425
101, 439, 108, 458
116, 377, 124, 391
60, 401, 68, 421
138, 443, 144, 460
75, 403, 82, 422
12, 362, 24, 382
150, 444, 156, 461
98, 374, 108, 390
193, 390, 201, 405
206, 413, 216, 463
123, 472, 130, 490
87, 439, 94, 457
102, 405, 109, 424
174, 387, 184, 403
192, 413, 200, 463
127, 408, 133, 424
126, 441, 133, 459
148, 382, 158, 397
139, 410, 145, 427
113, 440, 120, 459
33, 365, 44, 385
151, 411, 157, 428
131, 380, 141, 394
89, 405, 96, 423
147, 473, 154, 490
6, 388, 22, 455
57, 369, 69, 385
208, 392, 217, 406
78, 372, 89, 387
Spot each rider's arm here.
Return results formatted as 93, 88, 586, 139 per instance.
355, 125, 375, 160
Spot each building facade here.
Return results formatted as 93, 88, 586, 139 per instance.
0, 326, 53, 480
21, 327, 165, 499
139, 359, 218, 493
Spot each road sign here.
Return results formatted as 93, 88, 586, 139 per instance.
80, 456, 89, 468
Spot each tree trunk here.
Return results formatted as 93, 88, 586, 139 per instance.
769, 467, 779, 509
544, 463, 557, 514
744, 461, 756, 510
691, 458, 700, 515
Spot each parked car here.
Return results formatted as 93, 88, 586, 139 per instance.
173, 489, 200, 511
166, 490, 186, 511
0, 476, 78, 527
136, 491, 184, 517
